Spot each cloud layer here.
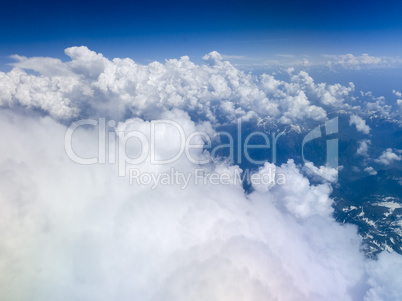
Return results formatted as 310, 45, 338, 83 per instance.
2, 109, 401, 301
0, 47, 402, 300
0, 47, 363, 125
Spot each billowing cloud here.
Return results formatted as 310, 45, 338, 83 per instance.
393, 90, 402, 98
303, 162, 338, 182
375, 148, 402, 165
357, 139, 371, 157
1, 109, 400, 300
3, 47, 400, 128
364, 252, 402, 301
364, 166, 377, 175
0, 47, 366, 125
349, 115, 371, 134
0, 47, 402, 300
393, 90, 402, 111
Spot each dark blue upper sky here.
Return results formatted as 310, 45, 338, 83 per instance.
1, 0, 401, 64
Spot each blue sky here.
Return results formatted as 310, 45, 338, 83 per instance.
1, 0, 402, 64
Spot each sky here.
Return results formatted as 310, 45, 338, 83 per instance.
1, 1, 402, 300
1, 0, 402, 64
1, 48, 402, 298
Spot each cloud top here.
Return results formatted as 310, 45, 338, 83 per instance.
349, 115, 371, 134
0, 47, 402, 300
0, 47, 363, 125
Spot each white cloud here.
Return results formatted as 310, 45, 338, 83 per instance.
393, 90, 402, 98
256, 53, 402, 70
398, 99, 402, 111
365, 252, 402, 301
393, 90, 402, 111
349, 115, 371, 134
324, 54, 382, 70
0, 107, 400, 300
357, 139, 371, 157
0, 47, 401, 300
303, 162, 339, 182
3, 47, 398, 127
303, 58, 310, 66
0, 47, 366, 125
375, 148, 402, 165
0, 109, 394, 300
364, 166, 377, 175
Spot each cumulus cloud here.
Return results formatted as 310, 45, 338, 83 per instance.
364, 166, 377, 175
398, 99, 402, 111
375, 148, 402, 165
359, 92, 394, 120
393, 90, 402, 111
0, 47, 402, 300
349, 115, 371, 134
4, 47, 399, 128
1, 109, 399, 300
0, 46, 365, 125
393, 90, 402, 98
303, 162, 338, 182
357, 139, 371, 157
364, 252, 402, 301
